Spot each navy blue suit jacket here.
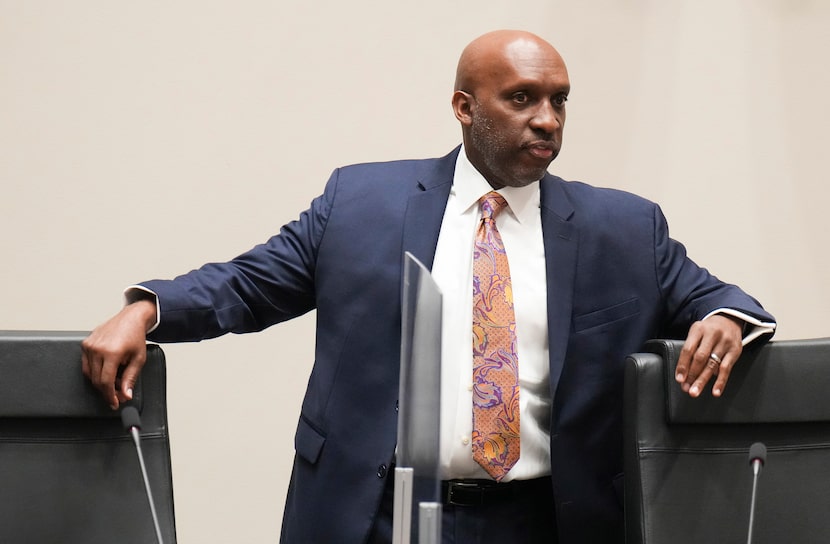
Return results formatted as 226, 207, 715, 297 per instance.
144, 147, 774, 543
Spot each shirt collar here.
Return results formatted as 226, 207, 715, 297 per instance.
452, 144, 541, 224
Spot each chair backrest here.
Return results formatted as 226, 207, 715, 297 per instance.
0, 331, 176, 543
624, 337, 830, 544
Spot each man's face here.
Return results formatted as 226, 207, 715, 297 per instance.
461, 41, 570, 189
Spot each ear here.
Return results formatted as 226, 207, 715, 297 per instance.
452, 90, 474, 126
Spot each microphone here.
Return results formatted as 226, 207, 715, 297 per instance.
749, 442, 766, 476
746, 442, 767, 544
121, 406, 165, 544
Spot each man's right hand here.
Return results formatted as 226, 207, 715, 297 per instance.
81, 299, 157, 410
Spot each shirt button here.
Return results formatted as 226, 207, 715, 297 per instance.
461, 436, 470, 446
377, 464, 388, 478
467, 384, 473, 392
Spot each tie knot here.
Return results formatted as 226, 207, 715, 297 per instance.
479, 191, 507, 220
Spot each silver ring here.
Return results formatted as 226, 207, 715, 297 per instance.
709, 353, 722, 365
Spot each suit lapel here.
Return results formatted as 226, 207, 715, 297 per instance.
401, 148, 458, 270
540, 174, 578, 407
402, 158, 577, 412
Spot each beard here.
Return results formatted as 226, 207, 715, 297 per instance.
468, 112, 554, 188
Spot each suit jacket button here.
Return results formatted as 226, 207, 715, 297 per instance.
377, 464, 387, 478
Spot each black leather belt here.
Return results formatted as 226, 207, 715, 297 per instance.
442, 477, 551, 507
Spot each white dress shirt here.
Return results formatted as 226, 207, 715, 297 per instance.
432, 147, 552, 481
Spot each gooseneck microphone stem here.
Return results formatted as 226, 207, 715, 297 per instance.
122, 406, 165, 544
128, 426, 165, 544
746, 442, 767, 544
747, 462, 760, 544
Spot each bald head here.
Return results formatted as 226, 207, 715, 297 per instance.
455, 30, 565, 93
451, 30, 570, 189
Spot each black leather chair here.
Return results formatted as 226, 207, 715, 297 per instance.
624, 338, 830, 544
0, 331, 176, 543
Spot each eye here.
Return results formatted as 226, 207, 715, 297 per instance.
553, 94, 569, 107
511, 92, 530, 104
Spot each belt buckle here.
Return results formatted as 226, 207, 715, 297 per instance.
446, 481, 484, 506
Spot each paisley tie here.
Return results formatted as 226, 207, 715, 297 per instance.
471, 191, 520, 481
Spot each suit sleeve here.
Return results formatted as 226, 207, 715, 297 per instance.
652, 204, 775, 336
142, 170, 340, 343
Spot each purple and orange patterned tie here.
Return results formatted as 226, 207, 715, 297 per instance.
472, 191, 520, 481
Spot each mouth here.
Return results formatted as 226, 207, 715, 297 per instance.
523, 140, 557, 160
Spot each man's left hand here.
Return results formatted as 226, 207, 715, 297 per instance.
675, 314, 744, 398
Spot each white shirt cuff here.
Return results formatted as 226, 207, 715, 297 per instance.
703, 308, 777, 346
123, 285, 161, 334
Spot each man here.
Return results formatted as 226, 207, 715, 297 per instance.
83, 30, 775, 543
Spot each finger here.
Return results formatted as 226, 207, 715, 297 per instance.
89, 359, 118, 409
86, 351, 104, 393
684, 335, 720, 392
98, 355, 123, 410
677, 326, 703, 387
711, 345, 741, 397
689, 356, 721, 397
118, 349, 147, 402
80, 345, 91, 379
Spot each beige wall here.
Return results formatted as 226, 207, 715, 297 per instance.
2, 1, 828, 541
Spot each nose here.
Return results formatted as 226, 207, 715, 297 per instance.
529, 101, 561, 134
